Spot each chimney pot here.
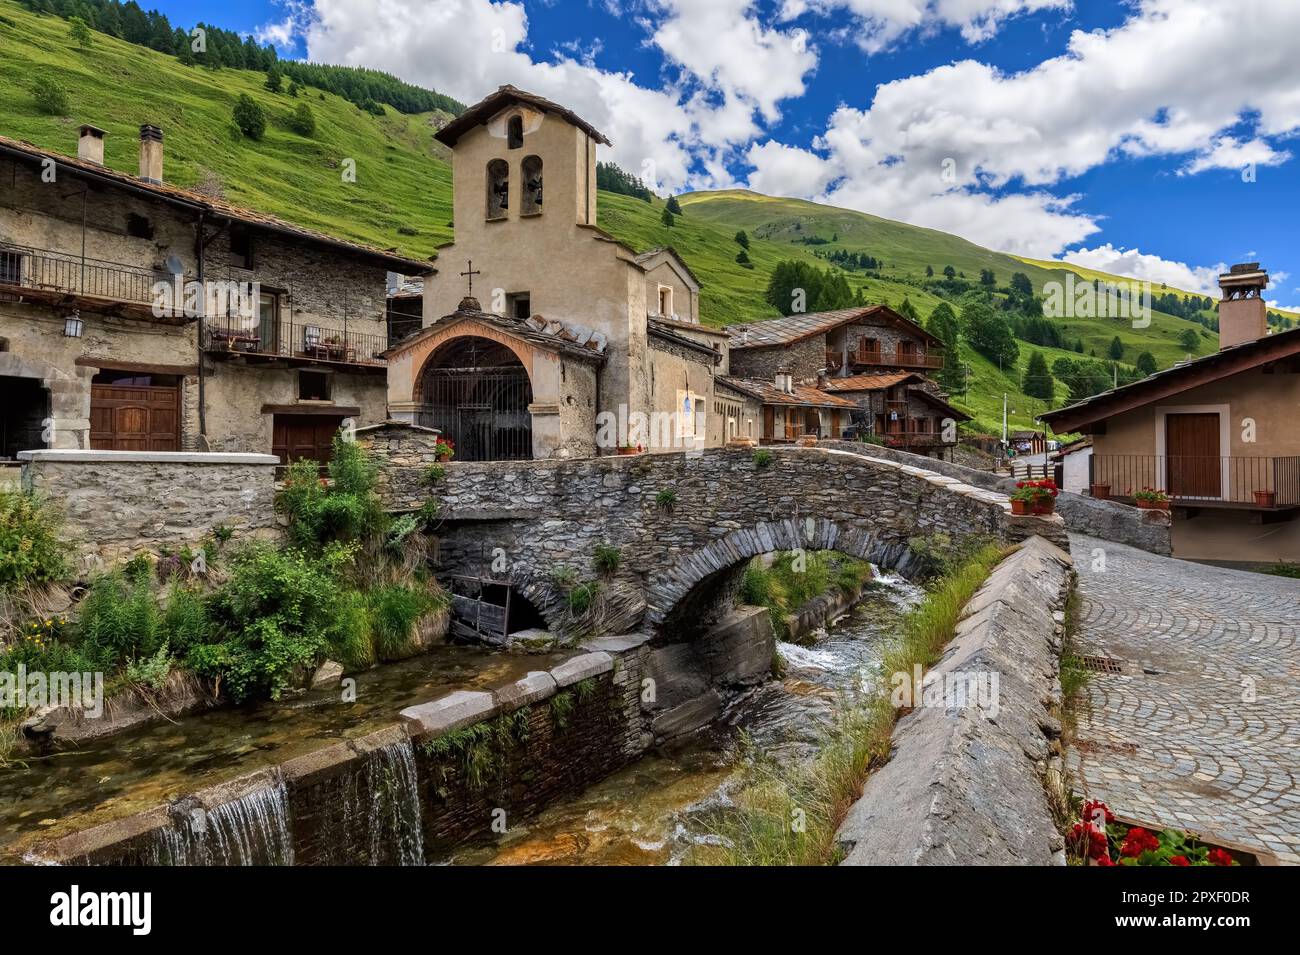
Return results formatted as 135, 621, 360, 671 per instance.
1217, 263, 1269, 350
138, 124, 163, 184
77, 124, 106, 165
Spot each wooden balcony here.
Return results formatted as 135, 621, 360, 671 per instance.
203, 316, 389, 371
826, 344, 944, 371
0, 242, 192, 323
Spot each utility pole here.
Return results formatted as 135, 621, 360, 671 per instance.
1002, 392, 1009, 445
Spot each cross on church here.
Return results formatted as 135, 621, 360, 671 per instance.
460, 260, 482, 296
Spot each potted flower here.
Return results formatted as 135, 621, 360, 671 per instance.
1254, 489, 1276, 507
1090, 482, 1110, 500
1133, 487, 1170, 510
1069, 799, 1248, 866
1010, 479, 1059, 515
616, 443, 643, 456
433, 437, 455, 462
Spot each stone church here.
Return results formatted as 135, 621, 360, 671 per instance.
384, 86, 735, 461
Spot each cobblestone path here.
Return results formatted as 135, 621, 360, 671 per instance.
1068, 535, 1299, 864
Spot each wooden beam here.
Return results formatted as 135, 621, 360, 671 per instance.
259, 404, 360, 416
75, 357, 200, 376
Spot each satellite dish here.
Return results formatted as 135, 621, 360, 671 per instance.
164, 253, 185, 276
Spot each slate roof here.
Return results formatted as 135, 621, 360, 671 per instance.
718, 376, 858, 410
435, 85, 612, 147
382, 297, 607, 363
0, 134, 433, 275
725, 305, 942, 349
822, 372, 923, 393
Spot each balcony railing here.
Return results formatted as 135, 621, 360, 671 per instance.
203, 316, 389, 368
0, 242, 185, 313
877, 429, 949, 448
826, 344, 944, 370
1091, 455, 1300, 507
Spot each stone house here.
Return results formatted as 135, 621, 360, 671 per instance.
1041, 264, 1300, 563
726, 305, 946, 385
717, 374, 857, 444
821, 371, 970, 458
0, 123, 431, 472
383, 86, 731, 460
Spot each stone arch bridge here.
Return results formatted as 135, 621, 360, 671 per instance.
370, 439, 1065, 641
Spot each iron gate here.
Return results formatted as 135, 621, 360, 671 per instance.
422, 366, 533, 461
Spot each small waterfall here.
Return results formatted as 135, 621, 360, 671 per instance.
338, 738, 425, 866
146, 779, 294, 866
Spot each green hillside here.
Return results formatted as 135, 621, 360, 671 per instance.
2, 0, 1259, 435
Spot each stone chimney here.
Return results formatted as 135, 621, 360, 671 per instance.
77, 124, 105, 165
774, 371, 794, 394
138, 125, 163, 185
1218, 263, 1269, 349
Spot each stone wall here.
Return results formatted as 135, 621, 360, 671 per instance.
355, 420, 445, 508
729, 335, 825, 384
414, 445, 1062, 636
19, 449, 280, 571
819, 439, 1172, 556
26, 647, 654, 865
836, 536, 1075, 865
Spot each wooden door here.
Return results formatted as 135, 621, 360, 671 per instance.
272, 414, 344, 467
1166, 413, 1221, 498
90, 383, 179, 451
762, 406, 775, 441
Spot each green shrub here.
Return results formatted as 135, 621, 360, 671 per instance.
567, 581, 599, 615
425, 463, 446, 484
328, 590, 375, 670
277, 435, 386, 551
191, 543, 352, 701
753, 449, 773, 469
287, 103, 316, 136
369, 583, 436, 660
75, 573, 162, 669
655, 488, 678, 511
125, 644, 173, 691
232, 93, 266, 140
31, 76, 69, 116
161, 582, 213, 656
592, 543, 621, 576
0, 489, 69, 592
1263, 563, 1300, 579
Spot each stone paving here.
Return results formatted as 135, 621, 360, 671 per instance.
1067, 535, 1300, 863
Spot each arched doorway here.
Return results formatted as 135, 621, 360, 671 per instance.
419, 336, 533, 461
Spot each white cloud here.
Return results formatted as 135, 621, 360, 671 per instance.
1180, 136, 1292, 176
1061, 244, 1226, 296
744, 0, 1300, 256
781, 0, 1069, 52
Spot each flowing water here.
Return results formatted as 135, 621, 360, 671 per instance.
142, 779, 294, 866
0, 645, 572, 862
444, 572, 922, 866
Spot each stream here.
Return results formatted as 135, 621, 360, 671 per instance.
443, 571, 921, 866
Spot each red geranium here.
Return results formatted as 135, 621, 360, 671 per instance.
1169, 855, 1190, 866
1120, 827, 1160, 858
1207, 848, 1235, 867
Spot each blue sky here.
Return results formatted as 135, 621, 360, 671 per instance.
146, 1, 1298, 307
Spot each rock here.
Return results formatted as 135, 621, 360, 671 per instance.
695, 605, 774, 686
400, 690, 498, 737
310, 660, 344, 689
495, 671, 558, 711
650, 690, 722, 742
549, 651, 614, 688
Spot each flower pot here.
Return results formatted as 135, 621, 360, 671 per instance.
1254, 490, 1276, 508
617, 446, 639, 456
1010, 499, 1029, 515
1090, 484, 1110, 500
1136, 499, 1152, 509
1156, 500, 1170, 511
1032, 499, 1056, 515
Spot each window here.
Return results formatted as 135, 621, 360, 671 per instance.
507, 115, 524, 149
298, 371, 332, 401
229, 227, 254, 269
0, 248, 22, 285
521, 155, 543, 215
506, 292, 531, 319
657, 285, 674, 319
486, 159, 509, 220
126, 213, 154, 239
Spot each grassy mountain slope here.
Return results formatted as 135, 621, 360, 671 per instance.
0, 0, 455, 259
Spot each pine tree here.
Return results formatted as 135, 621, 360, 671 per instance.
734, 230, 749, 249
665, 195, 683, 215
1023, 350, 1054, 399
68, 15, 93, 48
660, 207, 675, 228
265, 65, 283, 93
1108, 336, 1125, 360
